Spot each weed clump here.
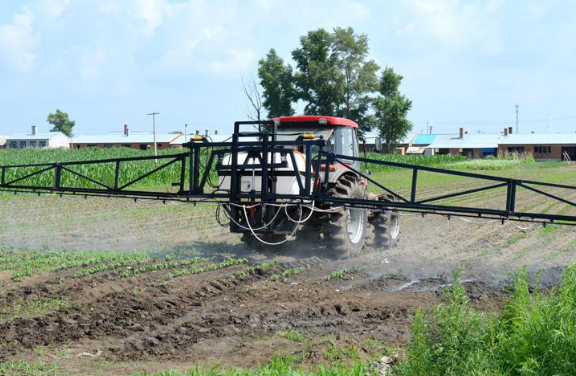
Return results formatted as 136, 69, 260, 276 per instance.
393, 265, 576, 376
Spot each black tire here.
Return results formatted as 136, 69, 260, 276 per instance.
369, 210, 400, 249
322, 176, 367, 258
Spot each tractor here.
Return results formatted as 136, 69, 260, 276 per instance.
218, 115, 398, 257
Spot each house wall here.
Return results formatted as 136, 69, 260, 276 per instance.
498, 144, 568, 160
6, 139, 50, 149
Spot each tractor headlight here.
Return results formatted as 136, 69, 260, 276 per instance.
302, 133, 315, 139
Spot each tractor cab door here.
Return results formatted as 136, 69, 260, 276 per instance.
335, 126, 361, 172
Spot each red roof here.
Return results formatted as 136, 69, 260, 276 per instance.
273, 116, 358, 129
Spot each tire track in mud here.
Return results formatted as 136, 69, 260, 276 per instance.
0, 257, 335, 361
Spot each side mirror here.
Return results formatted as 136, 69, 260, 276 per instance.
374, 138, 383, 152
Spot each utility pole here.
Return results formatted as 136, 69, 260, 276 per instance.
515, 104, 519, 134
147, 112, 160, 162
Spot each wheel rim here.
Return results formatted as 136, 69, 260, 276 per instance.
346, 207, 365, 244
389, 212, 400, 240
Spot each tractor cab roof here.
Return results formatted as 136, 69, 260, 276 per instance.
273, 116, 358, 129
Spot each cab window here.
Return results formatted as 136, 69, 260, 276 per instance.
340, 127, 356, 157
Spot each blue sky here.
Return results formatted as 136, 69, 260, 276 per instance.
1, 0, 575, 137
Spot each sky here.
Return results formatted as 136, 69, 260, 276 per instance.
1, 0, 575, 137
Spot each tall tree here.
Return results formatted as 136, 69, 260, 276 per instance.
256, 27, 412, 145
331, 27, 379, 129
47, 109, 75, 137
257, 49, 295, 118
372, 67, 413, 152
291, 29, 344, 115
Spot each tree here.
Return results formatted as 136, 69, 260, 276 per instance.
372, 67, 413, 152
292, 28, 344, 115
256, 28, 412, 146
241, 73, 264, 122
47, 109, 75, 137
257, 49, 295, 118
331, 27, 379, 124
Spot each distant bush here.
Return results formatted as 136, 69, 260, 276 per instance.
393, 265, 576, 376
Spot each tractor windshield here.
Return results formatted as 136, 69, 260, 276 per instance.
274, 126, 333, 142
274, 126, 334, 157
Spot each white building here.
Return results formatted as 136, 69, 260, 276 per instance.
6, 126, 71, 149
0, 135, 6, 149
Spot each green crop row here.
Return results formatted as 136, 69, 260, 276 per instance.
271, 266, 309, 282
119, 257, 208, 278
326, 269, 348, 281
2, 249, 147, 281
164, 258, 248, 280
71, 253, 152, 277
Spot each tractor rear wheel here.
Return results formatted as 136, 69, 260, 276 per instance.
369, 210, 400, 249
323, 176, 367, 258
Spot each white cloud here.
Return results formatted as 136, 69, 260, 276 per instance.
0, 6, 39, 72
38, 0, 70, 18
129, 0, 167, 38
398, 0, 503, 55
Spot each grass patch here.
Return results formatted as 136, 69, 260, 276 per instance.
0, 360, 59, 376
277, 330, 306, 342
0, 297, 69, 319
393, 265, 576, 376
132, 355, 372, 376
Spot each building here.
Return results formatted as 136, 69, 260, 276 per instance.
72, 124, 185, 150
5, 126, 70, 149
498, 133, 576, 161
395, 134, 417, 155
426, 128, 500, 158
0, 135, 6, 149
406, 134, 436, 154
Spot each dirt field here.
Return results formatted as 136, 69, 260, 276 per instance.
1, 164, 575, 375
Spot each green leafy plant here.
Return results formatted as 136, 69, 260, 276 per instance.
326, 269, 347, 281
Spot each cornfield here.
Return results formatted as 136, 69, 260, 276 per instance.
0, 148, 187, 190
0, 148, 526, 191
